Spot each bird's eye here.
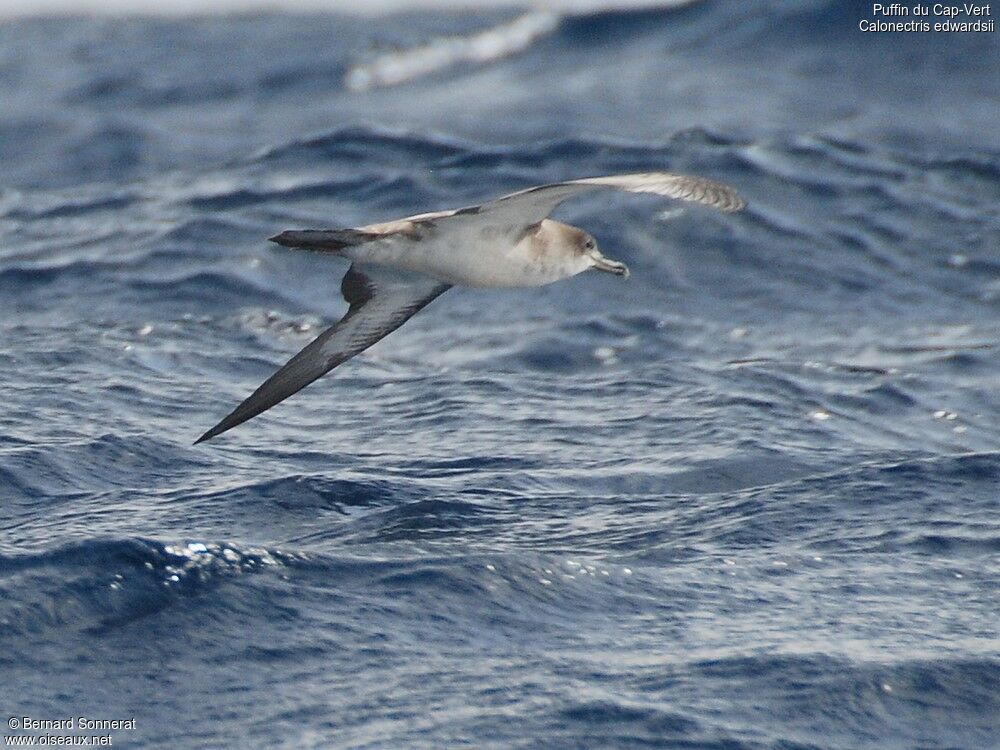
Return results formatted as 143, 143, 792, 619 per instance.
585, 239, 595, 250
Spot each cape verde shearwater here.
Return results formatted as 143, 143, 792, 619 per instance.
196, 172, 745, 443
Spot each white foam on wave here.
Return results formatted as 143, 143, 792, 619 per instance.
343, 0, 702, 91
345, 10, 561, 92
2, 0, 704, 94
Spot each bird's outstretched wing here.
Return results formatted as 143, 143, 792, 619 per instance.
196, 264, 450, 443
474, 172, 746, 230
270, 173, 744, 255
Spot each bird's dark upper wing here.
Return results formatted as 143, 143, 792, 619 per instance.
196, 264, 450, 443
472, 172, 747, 231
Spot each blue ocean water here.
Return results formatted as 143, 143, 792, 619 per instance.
1, 1, 999, 747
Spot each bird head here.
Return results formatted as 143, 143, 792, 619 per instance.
578, 231, 629, 278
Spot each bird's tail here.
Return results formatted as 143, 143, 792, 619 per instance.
268, 229, 377, 253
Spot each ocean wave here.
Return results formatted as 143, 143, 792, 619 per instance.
0, 538, 291, 640
2, 0, 706, 19
0, 536, 643, 642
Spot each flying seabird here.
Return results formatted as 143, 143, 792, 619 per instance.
196, 172, 745, 443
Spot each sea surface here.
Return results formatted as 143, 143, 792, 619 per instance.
1, 1, 999, 748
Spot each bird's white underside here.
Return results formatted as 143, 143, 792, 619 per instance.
349, 171, 746, 287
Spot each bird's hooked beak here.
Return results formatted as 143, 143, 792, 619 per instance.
587, 248, 630, 279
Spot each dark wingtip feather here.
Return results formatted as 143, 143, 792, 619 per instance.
195, 400, 267, 444
194, 421, 227, 445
